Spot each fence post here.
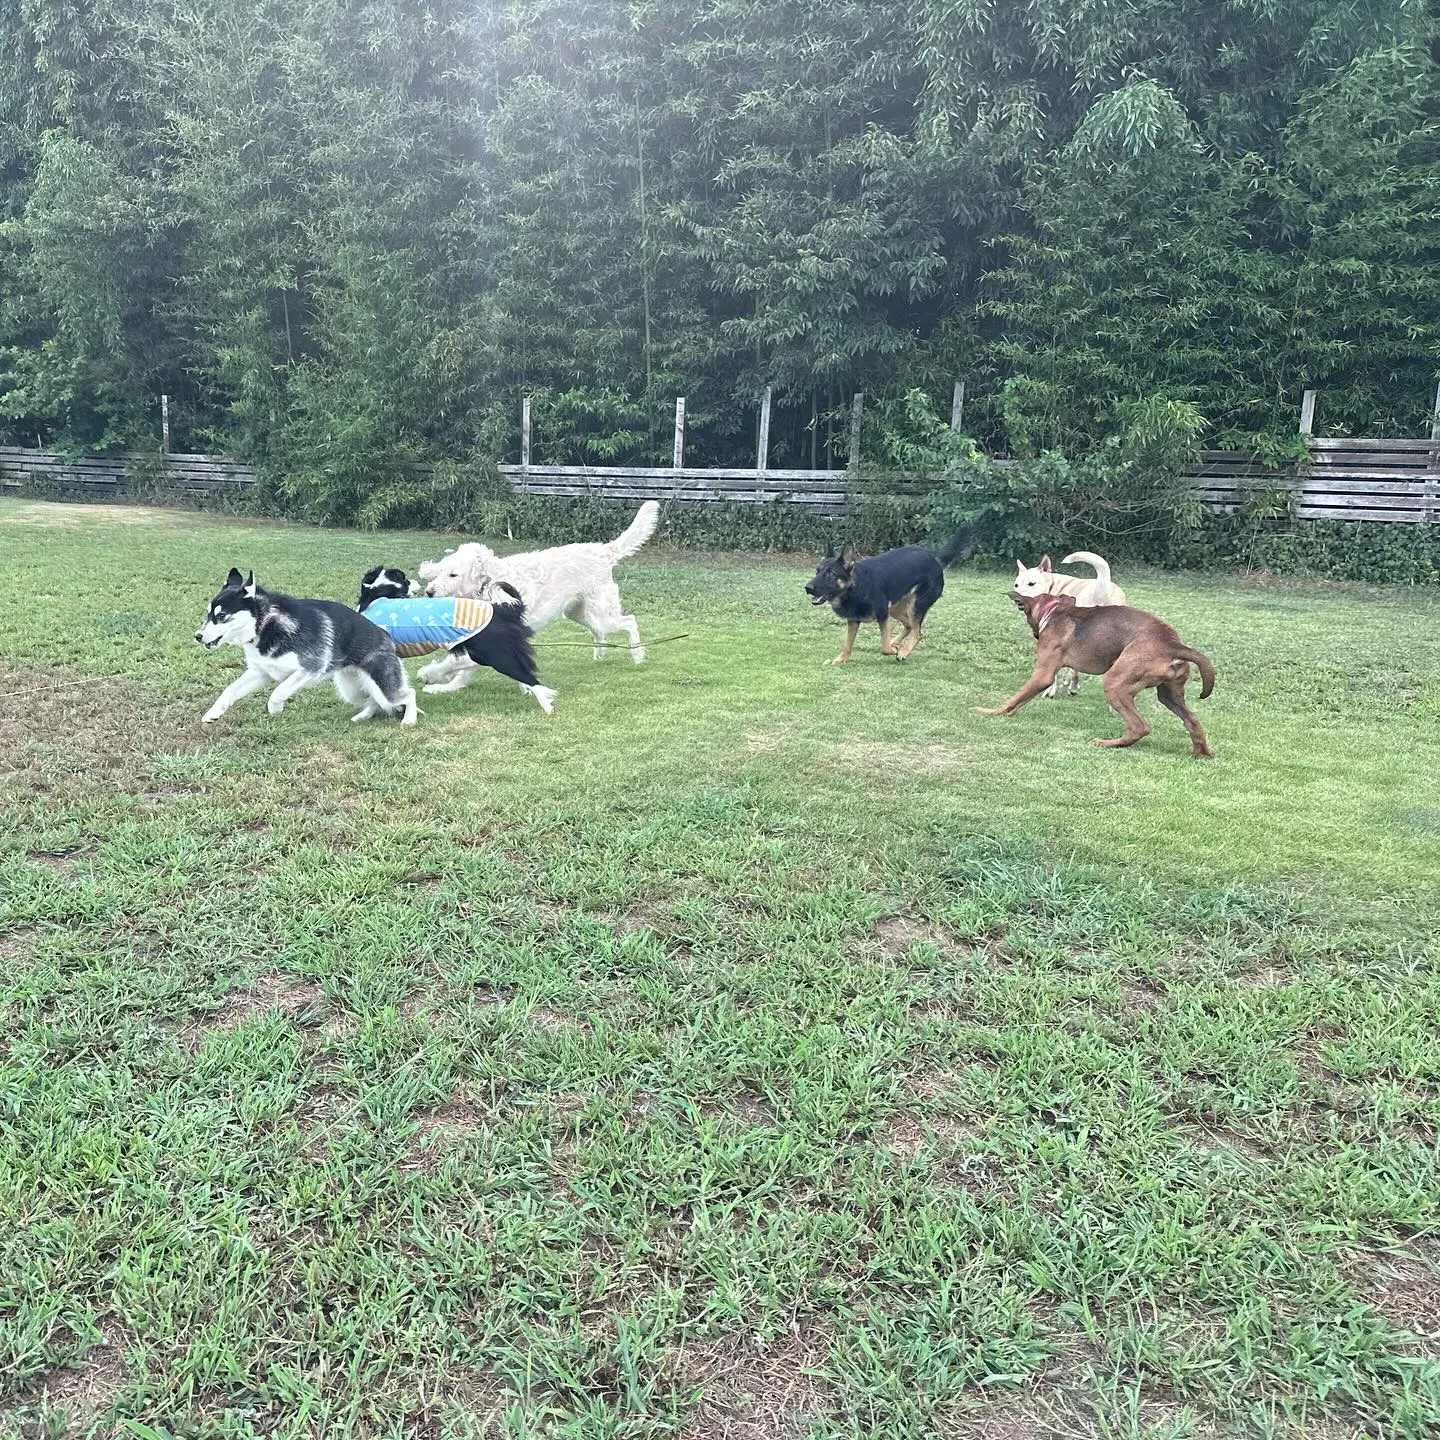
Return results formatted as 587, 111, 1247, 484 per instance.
1428, 381, 1440, 525
1298, 389, 1317, 436
673, 397, 686, 469
161, 395, 171, 454
756, 386, 772, 474
521, 395, 531, 474
848, 393, 864, 469
950, 380, 965, 433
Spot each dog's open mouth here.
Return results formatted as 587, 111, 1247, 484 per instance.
807, 593, 827, 606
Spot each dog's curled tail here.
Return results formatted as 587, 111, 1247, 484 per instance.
1172, 646, 1216, 699
1060, 551, 1112, 586
936, 523, 978, 568
607, 500, 661, 561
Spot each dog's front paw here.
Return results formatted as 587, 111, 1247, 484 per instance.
266, 698, 286, 717
201, 709, 223, 725
824, 655, 848, 667
974, 706, 1006, 715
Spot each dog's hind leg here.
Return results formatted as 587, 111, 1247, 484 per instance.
887, 593, 915, 659
579, 583, 644, 663
520, 684, 556, 714
334, 669, 376, 720
1094, 663, 1152, 749
1155, 676, 1212, 759
420, 652, 479, 694
354, 661, 418, 725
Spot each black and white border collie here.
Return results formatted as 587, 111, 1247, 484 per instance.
358, 566, 556, 714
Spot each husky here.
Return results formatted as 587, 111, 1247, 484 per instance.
418, 500, 659, 662
196, 568, 418, 726
358, 566, 556, 714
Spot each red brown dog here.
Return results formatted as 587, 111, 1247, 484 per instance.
979, 592, 1216, 758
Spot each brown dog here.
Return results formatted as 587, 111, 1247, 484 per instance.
978, 592, 1216, 758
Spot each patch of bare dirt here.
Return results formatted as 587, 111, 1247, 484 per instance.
942, 1404, 1048, 1440
878, 1112, 977, 1156
1120, 978, 1165, 1010
1186, 1124, 1274, 1162
1343, 1240, 1440, 1354
675, 1327, 833, 1440
529, 1004, 577, 1032
186, 973, 326, 1043
873, 915, 953, 959
19, 1319, 130, 1427
404, 1097, 488, 1172
26, 850, 85, 874
1236, 964, 1292, 989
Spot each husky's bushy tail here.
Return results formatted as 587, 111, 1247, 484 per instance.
606, 501, 661, 561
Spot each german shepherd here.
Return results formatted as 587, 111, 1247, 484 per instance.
805, 527, 976, 664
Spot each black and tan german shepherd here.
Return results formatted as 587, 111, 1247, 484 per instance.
805, 527, 976, 664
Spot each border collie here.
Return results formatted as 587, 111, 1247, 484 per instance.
358, 567, 556, 714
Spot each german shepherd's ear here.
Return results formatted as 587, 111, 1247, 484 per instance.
1038, 555, 1053, 572
225, 567, 244, 588
839, 544, 857, 566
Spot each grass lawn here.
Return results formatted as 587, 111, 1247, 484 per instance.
1, 497, 1438, 1440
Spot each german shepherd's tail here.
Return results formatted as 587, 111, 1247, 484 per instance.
935, 523, 978, 568
1171, 646, 1216, 699
605, 501, 661, 562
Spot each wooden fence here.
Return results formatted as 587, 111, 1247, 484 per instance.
0, 446, 256, 496
4, 429, 1439, 526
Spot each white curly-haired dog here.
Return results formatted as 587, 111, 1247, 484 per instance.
419, 501, 659, 662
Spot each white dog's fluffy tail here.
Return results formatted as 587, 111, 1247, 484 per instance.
1061, 551, 1112, 586
606, 501, 660, 562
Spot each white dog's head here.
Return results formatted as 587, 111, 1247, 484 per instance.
1012, 555, 1059, 600
421, 542, 497, 598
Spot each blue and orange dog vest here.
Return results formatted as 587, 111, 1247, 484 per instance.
363, 597, 495, 658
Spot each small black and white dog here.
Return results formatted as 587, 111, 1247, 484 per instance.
358, 566, 556, 714
196, 568, 418, 725
804, 527, 976, 665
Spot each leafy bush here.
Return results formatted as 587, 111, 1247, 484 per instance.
880, 389, 1205, 561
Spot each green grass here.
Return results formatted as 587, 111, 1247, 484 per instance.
1, 497, 1437, 1440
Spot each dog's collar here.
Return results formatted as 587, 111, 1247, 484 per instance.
1034, 595, 1069, 634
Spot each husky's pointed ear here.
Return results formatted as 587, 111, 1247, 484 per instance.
1038, 554, 1053, 572
226, 567, 244, 588
243, 572, 257, 598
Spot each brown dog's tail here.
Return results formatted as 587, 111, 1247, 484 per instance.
1172, 646, 1215, 698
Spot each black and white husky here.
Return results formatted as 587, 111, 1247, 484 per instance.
196, 568, 418, 726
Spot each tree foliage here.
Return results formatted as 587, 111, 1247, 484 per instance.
0, 1, 1435, 517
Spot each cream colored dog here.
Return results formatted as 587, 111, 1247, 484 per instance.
1011, 551, 1126, 698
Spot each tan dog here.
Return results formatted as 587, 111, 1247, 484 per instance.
1013, 551, 1126, 698
978, 591, 1215, 758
